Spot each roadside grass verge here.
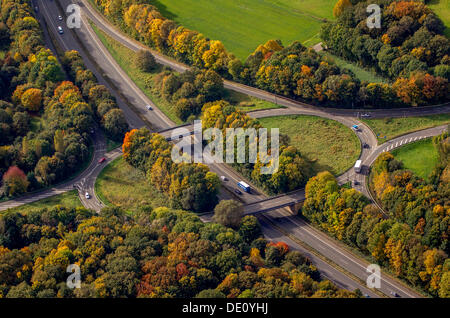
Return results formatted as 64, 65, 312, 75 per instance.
258, 115, 361, 175
106, 137, 121, 152
391, 138, 439, 181
90, 22, 183, 125
362, 114, 450, 144
225, 90, 283, 112
3, 190, 83, 215
320, 52, 388, 84
90, 22, 281, 121
95, 157, 168, 214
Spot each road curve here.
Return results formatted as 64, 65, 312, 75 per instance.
0, 129, 107, 212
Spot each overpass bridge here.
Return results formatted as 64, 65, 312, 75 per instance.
243, 189, 306, 215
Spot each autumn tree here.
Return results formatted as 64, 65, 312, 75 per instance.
213, 200, 243, 228
333, 0, 352, 18
2, 166, 29, 196
135, 50, 156, 72
21, 88, 42, 111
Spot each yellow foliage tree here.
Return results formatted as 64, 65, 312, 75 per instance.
333, 0, 352, 18
21, 88, 42, 112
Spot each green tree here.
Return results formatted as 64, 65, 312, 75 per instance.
135, 50, 156, 72
213, 200, 244, 228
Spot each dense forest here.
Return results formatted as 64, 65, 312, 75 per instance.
0, 205, 360, 298
122, 128, 220, 212
0, 0, 128, 199
153, 67, 224, 121
92, 0, 449, 108
322, 0, 450, 107
301, 132, 449, 297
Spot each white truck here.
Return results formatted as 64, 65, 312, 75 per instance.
354, 160, 362, 173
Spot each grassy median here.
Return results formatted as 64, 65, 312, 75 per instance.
258, 115, 361, 175
362, 114, 450, 144
391, 138, 439, 181
95, 157, 168, 214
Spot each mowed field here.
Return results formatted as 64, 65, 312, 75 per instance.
258, 115, 360, 175
391, 138, 439, 181
153, 0, 335, 60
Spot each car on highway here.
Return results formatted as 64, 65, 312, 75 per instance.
351, 124, 360, 131
234, 189, 242, 195
361, 113, 371, 118
220, 176, 227, 181
146, 105, 153, 110
57, 26, 63, 34
390, 291, 399, 297
98, 157, 106, 164
353, 180, 359, 186
85, 192, 90, 199
237, 181, 251, 193
363, 143, 370, 149
58, 15, 63, 21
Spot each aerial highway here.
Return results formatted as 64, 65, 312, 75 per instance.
6, 0, 446, 298
35, 2, 442, 297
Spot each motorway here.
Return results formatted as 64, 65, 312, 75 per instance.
3, 0, 447, 298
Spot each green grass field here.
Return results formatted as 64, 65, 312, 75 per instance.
91, 22, 280, 122
95, 157, 168, 214
258, 115, 360, 175
428, 0, 450, 38
391, 138, 439, 181
362, 114, 450, 144
153, 0, 334, 60
3, 190, 83, 215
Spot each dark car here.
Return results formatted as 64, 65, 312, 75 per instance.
363, 143, 370, 149
234, 189, 242, 195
